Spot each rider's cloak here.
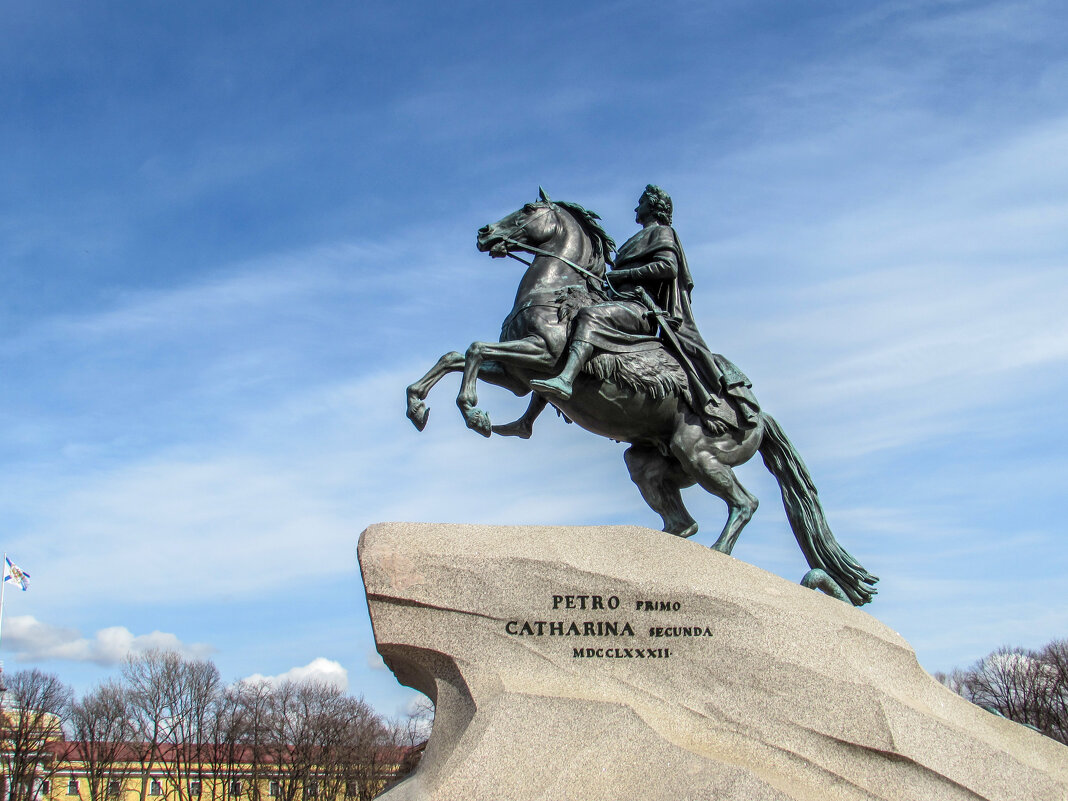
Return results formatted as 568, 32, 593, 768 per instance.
606, 224, 760, 431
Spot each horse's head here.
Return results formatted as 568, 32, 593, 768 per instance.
476, 188, 560, 259
476, 189, 615, 287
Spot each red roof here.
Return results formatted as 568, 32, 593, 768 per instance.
47, 741, 416, 767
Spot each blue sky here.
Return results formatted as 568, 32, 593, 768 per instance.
2, 0, 1067, 717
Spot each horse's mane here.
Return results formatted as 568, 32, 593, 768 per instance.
555, 200, 616, 269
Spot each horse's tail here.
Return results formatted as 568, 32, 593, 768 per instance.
758, 413, 878, 606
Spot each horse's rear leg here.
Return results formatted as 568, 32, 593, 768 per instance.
491, 394, 547, 439
624, 446, 698, 538
670, 419, 759, 554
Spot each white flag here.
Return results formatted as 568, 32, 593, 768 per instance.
4, 557, 29, 591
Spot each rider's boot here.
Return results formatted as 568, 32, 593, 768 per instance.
530, 341, 594, 402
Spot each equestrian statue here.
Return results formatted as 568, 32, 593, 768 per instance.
405, 186, 878, 605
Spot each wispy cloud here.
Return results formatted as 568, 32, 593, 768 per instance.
4, 359, 646, 607
678, 111, 1068, 461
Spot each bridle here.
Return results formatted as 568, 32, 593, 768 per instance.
494, 203, 607, 288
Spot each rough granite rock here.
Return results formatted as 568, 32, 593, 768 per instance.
358, 522, 1068, 801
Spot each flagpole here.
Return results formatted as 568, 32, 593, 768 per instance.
0, 553, 7, 645
0, 552, 7, 684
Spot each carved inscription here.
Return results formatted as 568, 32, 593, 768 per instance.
504, 594, 712, 660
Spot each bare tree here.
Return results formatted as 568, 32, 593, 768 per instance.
964, 647, 1054, 733
318, 695, 386, 801
1035, 638, 1068, 744
67, 680, 138, 801
0, 669, 72, 801
251, 681, 391, 801
122, 651, 221, 801
1, 655, 400, 801
939, 638, 1068, 746
378, 699, 432, 793
397, 698, 433, 751
203, 685, 249, 801
260, 681, 328, 801
230, 681, 272, 801
164, 656, 220, 801
932, 668, 968, 696
123, 650, 178, 801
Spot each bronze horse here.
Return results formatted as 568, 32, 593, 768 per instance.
405, 192, 877, 605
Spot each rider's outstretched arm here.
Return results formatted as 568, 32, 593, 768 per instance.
491, 393, 548, 439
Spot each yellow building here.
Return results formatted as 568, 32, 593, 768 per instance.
32, 739, 410, 801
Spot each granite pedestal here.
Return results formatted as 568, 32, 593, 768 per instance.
359, 522, 1067, 801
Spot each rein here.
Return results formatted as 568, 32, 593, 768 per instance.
499, 235, 606, 288
493, 202, 611, 292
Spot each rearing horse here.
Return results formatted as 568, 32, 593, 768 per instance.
405, 191, 878, 605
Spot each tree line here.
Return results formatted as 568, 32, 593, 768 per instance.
0, 651, 430, 801
936, 636, 1068, 745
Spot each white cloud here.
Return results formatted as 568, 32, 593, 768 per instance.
243, 657, 349, 692
5, 615, 212, 666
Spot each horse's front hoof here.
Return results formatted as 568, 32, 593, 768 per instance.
465, 408, 492, 438
407, 400, 430, 431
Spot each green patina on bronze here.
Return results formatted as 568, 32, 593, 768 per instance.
405, 187, 878, 606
